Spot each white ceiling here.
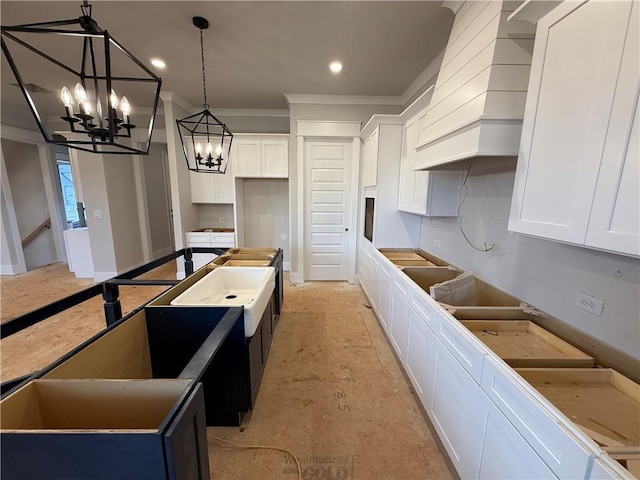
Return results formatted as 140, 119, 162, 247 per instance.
1, 1, 454, 130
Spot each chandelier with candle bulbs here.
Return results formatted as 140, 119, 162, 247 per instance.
1, 1, 161, 155
176, 16, 233, 174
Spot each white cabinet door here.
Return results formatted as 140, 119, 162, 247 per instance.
585, 5, 639, 257
261, 140, 288, 177
589, 456, 636, 480
405, 304, 434, 409
398, 115, 427, 214
377, 256, 393, 333
428, 336, 486, 480
478, 394, 557, 480
368, 254, 380, 314
362, 129, 378, 187
214, 160, 235, 203
189, 171, 216, 203
509, 0, 634, 245
480, 355, 593, 479
234, 139, 262, 177
358, 244, 371, 297
233, 137, 289, 178
389, 283, 410, 362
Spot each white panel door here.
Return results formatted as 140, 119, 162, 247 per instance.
305, 140, 352, 280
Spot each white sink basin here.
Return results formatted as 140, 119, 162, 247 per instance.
170, 266, 275, 337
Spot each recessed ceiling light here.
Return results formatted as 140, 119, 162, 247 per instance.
329, 61, 343, 74
150, 58, 166, 69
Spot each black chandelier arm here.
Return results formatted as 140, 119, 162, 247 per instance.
1, 30, 82, 77
107, 33, 162, 81
1, 18, 81, 30
2, 26, 104, 36
1, 38, 50, 142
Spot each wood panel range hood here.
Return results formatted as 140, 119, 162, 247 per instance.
415, 0, 536, 170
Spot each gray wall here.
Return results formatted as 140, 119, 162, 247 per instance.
75, 154, 117, 279
143, 144, 173, 257
242, 178, 290, 263
1, 139, 56, 270
103, 155, 144, 272
418, 166, 640, 360
198, 204, 235, 228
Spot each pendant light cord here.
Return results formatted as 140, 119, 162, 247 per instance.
200, 27, 208, 108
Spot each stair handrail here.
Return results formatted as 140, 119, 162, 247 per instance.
21, 217, 51, 248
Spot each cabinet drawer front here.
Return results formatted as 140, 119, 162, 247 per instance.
410, 288, 438, 331
434, 312, 486, 383
186, 233, 211, 243
480, 356, 593, 479
378, 255, 394, 281
211, 233, 235, 245
392, 269, 413, 297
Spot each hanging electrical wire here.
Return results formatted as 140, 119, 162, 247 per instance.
457, 159, 496, 253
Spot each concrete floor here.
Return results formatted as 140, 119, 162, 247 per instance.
1, 261, 456, 479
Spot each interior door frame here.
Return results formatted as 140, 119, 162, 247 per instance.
294, 121, 361, 284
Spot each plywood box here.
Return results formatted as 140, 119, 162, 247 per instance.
223, 259, 271, 266
378, 248, 449, 266
39, 306, 248, 426
0, 379, 209, 479
461, 320, 594, 368
402, 267, 460, 293
517, 368, 640, 477
391, 259, 439, 267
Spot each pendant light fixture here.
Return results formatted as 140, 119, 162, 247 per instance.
1, 1, 161, 155
176, 16, 233, 174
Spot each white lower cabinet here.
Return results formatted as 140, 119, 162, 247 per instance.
479, 395, 557, 480
359, 250, 604, 480
389, 283, 410, 362
185, 231, 235, 270
377, 258, 392, 333
369, 254, 380, 314
480, 355, 593, 479
405, 304, 434, 408
428, 336, 487, 479
358, 245, 371, 297
589, 455, 636, 480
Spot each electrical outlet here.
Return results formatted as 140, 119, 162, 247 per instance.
574, 292, 604, 317
92, 210, 102, 219
433, 239, 441, 248
218, 217, 226, 223
266, 209, 272, 217
280, 233, 287, 240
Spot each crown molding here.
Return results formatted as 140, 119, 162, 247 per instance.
284, 94, 403, 106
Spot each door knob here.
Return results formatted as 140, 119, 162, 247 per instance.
345, 228, 349, 231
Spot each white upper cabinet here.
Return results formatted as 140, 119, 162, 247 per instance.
232, 135, 288, 178
361, 128, 379, 187
398, 88, 463, 216
188, 141, 234, 204
509, 0, 639, 257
